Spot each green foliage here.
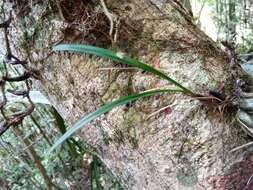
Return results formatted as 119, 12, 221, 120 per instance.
91, 156, 103, 190
50, 44, 192, 152
51, 107, 82, 156
53, 44, 193, 94
50, 88, 183, 152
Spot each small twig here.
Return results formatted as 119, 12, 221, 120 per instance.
193, 95, 223, 102
237, 118, 253, 137
22, 135, 43, 152
2, 13, 12, 58
98, 67, 139, 71
113, 18, 120, 43
146, 104, 171, 120
0, 7, 36, 136
168, 0, 194, 24
230, 141, 253, 153
3, 72, 31, 82
7, 89, 29, 96
247, 174, 253, 185
99, 0, 114, 36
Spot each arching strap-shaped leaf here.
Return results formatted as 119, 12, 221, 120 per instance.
49, 88, 183, 152
53, 44, 193, 94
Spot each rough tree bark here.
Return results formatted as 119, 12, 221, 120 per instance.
2, 0, 253, 189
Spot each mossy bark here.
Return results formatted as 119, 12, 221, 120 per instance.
3, 0, 253, 189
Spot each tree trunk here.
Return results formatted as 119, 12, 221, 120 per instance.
12, 127, 55, 190
3, 0, 253, 189
227, 0, 236, 42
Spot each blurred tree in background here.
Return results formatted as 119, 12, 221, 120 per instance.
193, 0, 253, 52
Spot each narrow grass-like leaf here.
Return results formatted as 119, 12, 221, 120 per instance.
49, 88, 183, 152
53, 44, 193, 94
51, 107, 80, 156
91, 156, 103, 190
52, 107, 67, 134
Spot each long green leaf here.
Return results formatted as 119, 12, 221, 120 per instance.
50, 88, 183, 152
51, 107, 80, 156
53, 44, 193, 94
91, 156, 103, 190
